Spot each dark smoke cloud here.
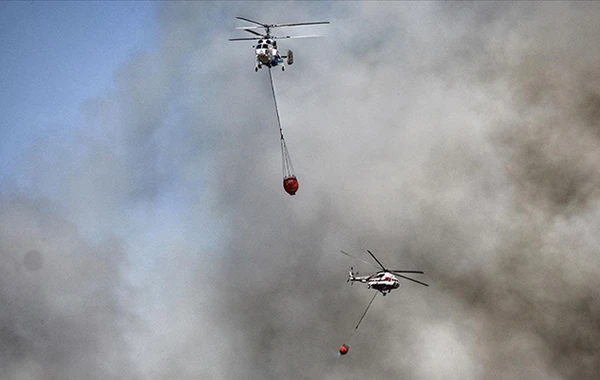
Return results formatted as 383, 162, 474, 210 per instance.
200, 2, 600, 380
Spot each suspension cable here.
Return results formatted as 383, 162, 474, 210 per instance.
355, 292, 378, 330
268, 67, 284, 140
269, 67, 295, 178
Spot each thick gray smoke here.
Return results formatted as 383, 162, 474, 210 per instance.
203, 2, 600, 379
3, 2, 600, 380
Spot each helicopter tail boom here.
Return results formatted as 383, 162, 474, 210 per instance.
347, 268, 369, 283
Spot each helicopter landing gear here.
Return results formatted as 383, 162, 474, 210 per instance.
255, 67, 258, 72
281, 66, 285, 71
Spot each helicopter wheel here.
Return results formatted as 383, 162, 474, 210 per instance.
255, 67, 258, 72
281, 66, 285, 71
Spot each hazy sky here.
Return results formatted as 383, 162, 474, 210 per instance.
2, 2, 600, 380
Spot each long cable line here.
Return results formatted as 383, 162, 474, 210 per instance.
355, 292, 377, 330
268, 67, 284, 139
268, 67, 297, 194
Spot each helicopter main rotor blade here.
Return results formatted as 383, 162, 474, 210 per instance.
395, 273, 429, 287
273, 21, 330, 28
391, 270, 424, 274
229, 37, 262, 41
272, 35, 325, 40
366, 250, 386, 271
340, 250, 380, 270
236, 16, 268, 27
243, 28, 264, 37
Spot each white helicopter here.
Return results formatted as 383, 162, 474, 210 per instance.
341, 250, 429, 296
229, 16, 329, 72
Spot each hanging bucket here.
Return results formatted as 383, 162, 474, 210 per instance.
283, 175, 299, 196
339, 344, 349, 355
280, 137, 298, 196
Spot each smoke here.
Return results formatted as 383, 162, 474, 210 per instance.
202, 2, 600, 379
3, 2, 600, 379
0, 197, 136, 380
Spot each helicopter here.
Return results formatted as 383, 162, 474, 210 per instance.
229, 16, 329, 72
341, 250, 429, 296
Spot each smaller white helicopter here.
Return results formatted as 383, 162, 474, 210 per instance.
341, 250, 429, 296
229, 16, 329, 72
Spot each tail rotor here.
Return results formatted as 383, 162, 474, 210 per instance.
347, 267, 356, 283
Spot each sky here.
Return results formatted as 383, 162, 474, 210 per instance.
1, 1, 600, 379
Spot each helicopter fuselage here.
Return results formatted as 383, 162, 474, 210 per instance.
348, 270, 400, 295
254, 39, 284, 70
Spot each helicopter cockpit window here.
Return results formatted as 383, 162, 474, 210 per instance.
261, 44, 268, 49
